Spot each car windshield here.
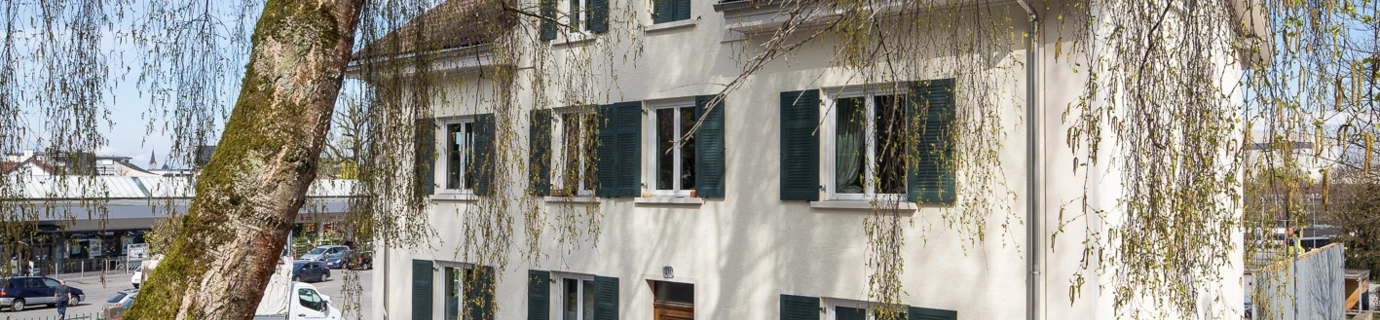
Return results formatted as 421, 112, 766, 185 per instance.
107, 292, 128, 303
307, 248, 326, 254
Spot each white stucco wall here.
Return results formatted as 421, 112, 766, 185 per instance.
368, 0, 1248, 319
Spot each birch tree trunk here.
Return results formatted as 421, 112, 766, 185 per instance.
126, 1, 364, 319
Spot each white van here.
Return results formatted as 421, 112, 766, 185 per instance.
253, 257, 342, 320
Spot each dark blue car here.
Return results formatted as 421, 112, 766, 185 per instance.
0, 276, 86, 312
292, 261, 331, 283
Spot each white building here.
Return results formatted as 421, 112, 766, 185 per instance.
358, 0, 1267, 319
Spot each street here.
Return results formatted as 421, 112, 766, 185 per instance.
0, 268, 373, 320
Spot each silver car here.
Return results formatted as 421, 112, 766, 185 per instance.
300, 245, 349, 262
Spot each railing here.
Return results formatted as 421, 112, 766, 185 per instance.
8, 312, 103, 320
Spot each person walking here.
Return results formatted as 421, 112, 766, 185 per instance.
54, 279, 72, 320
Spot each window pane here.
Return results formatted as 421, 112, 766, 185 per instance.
446, 268, 460, 320
835, 97, 866, 194
652, 281, 694, 304
447, 124, 463, 189
874, 95, 907, 194
657, 108, 675, 190
568, 0, 581, 31
463, 123, 476, 189
582, 280, 594, 320
679, 107, 695, 190
564, 279, 578, 320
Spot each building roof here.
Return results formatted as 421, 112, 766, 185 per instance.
353, 0, 517, 60
0, 176, 359, 200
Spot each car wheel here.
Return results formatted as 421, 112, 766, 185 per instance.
11, 299, 24, 312
71, 296, 80, 306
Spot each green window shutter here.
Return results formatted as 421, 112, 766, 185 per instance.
653, 0, 673, 23
540, 0, 557, 41
415, 118, 437, 197
466, 266, 497, 320
589, 0, 609, 33
907, 306, 957, 320
528, 270, 551, 320
531, 110, 553, 196
474, 114, 496, 196
595, 102, 642, 197
779, 294, 820, 320
593, 275, 619, 320
906, 79, 956, 203
673, 0, 691, 21
694, 95, 726, 198
780, 90, 821, 201
412, 260, 434, 320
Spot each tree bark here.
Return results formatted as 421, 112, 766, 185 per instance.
126, 1, 363, 319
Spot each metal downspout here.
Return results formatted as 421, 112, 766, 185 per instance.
1014, 1, 1041, 320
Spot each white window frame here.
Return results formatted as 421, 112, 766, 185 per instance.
821, 85, 908, 202
439, 117, 477, 194
822, 298, 900, 320
556, 273, 596, 320
552, 109, 596, 197
564, 0, 592, 33
434, 261, 474, 320
644, 98, 697, 197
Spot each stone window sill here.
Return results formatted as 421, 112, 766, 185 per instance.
431, 193, 478, 202
554, 33, 597, 46
645, 19, 697, 33
543, 196, 599, 204
809, 200, 916, 211
634, 197, 705, 206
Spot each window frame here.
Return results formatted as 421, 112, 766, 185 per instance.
556, 273, 596, 320
648, 279, 696, 320
551, 109, 597, 197
821, 85, 909, 203
644, 98, 698, 197
564, 0, 593, 33
439, 117, 478, 194
434, 261, 475, 320
297, 287, 327, 313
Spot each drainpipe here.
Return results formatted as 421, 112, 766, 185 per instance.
1014, 1, 1041, 320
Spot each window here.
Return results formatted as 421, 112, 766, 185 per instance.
652, 0, 690, 24
561, 277, 595, 320
298, 288, 326, 312
828, 90, 908, 200
445, 120, 477, 191
42, 278, 59, 288
553, 111, 596, 196
650, 280, 693, 320
444, 266, 465, 320
649, 103, 696, 196
567, 0, 592, 32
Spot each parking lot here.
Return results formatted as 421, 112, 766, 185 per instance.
0, 268, 373, 319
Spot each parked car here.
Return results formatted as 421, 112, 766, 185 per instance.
323, 257, 345, 269
346, 250, 372, 270
103, 289, 137, 320
300, 245, 349, 262
291, 261, 330, 283
0, 276, 87, 312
